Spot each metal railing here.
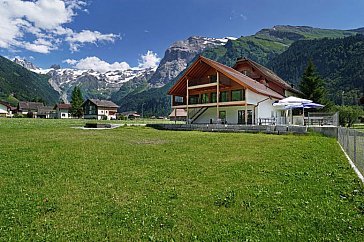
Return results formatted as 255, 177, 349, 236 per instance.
338, 127, 364, 178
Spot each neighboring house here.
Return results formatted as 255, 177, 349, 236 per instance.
0, 101, 14, 118
55, 103, 72, 119
37, 106, 56, 119
119, 111, 141, 120
169, 109, 187, 121
17, 101, 44, 118
168, 56, 301, 125
83, 99, 119, 120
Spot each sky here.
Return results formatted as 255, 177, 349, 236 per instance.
0, 0, 364, 72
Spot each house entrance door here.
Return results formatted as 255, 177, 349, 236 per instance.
238, 110, 253, 124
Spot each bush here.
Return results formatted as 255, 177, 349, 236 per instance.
333, 105, 363, 127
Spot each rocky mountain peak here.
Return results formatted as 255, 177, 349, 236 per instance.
147, 35, 236, 87
13, 58, 38, 70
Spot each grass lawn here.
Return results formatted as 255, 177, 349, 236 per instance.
0, 119, 363, 241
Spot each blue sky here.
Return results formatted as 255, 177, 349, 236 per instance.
0, 0, 364, 72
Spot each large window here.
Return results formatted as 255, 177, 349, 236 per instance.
211, 93, 217, 103
189, 95, 199, 105
231, 89, 245, 101
174, 96, 184, 105
220, 91, 229, 102
201, 93, 209, 104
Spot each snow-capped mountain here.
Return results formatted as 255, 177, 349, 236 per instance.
13, 58, 39, 70
13, 58, 155, 103
12, 35, 236, 103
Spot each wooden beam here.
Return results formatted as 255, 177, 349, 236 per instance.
188, 82, 218, 90
186, 78, 189, 124
216, 71, 220, 122
245, 102, 248, 125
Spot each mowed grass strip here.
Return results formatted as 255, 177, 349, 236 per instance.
0, 119, 363, 241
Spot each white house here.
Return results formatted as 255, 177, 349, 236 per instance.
83, 99, 119, 120
0, 101, 13, 118
55, 103, 72, 119
17, 101, 44, 118
168, 56, 301, 125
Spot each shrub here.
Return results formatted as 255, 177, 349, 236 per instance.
333, 105, 363, 127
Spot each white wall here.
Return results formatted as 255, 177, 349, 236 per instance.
0, 104, 8, 115
188, 91, 283, 125
191, 106, 255, 124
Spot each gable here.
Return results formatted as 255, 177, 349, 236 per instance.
168, 56, 284, 99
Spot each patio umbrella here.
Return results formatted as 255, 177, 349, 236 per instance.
277, 96, 313, 104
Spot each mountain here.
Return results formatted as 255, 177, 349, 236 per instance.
267, 34, 364, 105
148, 36, 236, 88
0, 56, 59, 105
34, 67, 154, 103
112, 36, 237, 112
116, 25, 357, 116
202, 25, 355, 67
13, 58, 39, 70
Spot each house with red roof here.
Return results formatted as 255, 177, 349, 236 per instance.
168, 56, 301, 125
82, 99, 119, 120
54, 103, 72, 119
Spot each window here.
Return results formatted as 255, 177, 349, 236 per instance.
231, 89, 245, 101
174, 96, 184, 104
211, 93, 217, 103
189, 95, 199, 104
209, 75, 217, 83
201, 93, 209, 104
220, 91, 228, 102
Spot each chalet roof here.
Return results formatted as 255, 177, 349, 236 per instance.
169, 109, 187, 117
37, 106, 55, 114
234, 57, 300, 93
168, 56, 284, 99
18, 101, 44, 111
55, 103, 71, 110
85, 99, 119, 108
0, 101, 12, 109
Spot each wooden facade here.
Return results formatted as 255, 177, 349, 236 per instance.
168, 56, 300, 124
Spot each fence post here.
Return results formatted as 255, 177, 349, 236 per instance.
354, 130, 357, 163
346, 128, 349, 152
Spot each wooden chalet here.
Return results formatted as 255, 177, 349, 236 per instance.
168, 56, 300, 125
83, 99, 119, 120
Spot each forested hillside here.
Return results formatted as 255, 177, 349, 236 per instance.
268, 34, 364, 105
0, 56, 59, 105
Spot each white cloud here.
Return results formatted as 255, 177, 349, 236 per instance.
138, 51, 161, 69
66, 30, 120, 52
68, 56, 130, 73
64, 51, 161, 73
0, 0, 118, 53
63, 58, 77, 65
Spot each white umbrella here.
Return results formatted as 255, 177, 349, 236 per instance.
277, 96, 313, 104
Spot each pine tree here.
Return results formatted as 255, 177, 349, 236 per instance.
299, 59, 329, 105
70, 86, 84, 118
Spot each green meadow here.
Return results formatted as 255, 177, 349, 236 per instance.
0, 119, 363, 241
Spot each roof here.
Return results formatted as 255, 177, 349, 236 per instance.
234, 57, 301, 94
37, 106, 55, 114
18, 101, 44, 111
169, 109, 187, 117
85, 99, 119, 108
120, 111, 140, 116
0, 101, 12, 109
55, 103, 71, 109
168, 56, 284, 99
